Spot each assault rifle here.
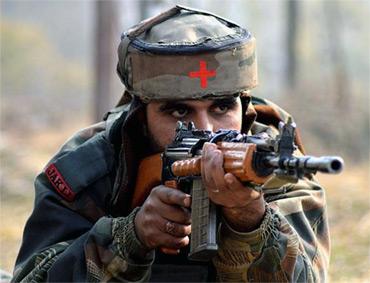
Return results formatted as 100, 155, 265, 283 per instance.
131, 119, 343, 261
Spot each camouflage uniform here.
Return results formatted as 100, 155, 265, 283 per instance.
12, 6, 330, 283
12, 97, 330, 282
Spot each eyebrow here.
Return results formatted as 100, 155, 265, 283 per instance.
158, 101, 189, 112
212, 97, 238, 106
158, 97, 238, 112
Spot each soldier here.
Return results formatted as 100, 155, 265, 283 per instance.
12, 6, 329, 282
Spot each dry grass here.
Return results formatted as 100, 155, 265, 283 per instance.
1, 128, 369, 281
1, 193, 33, 273
319, 167, 370, 282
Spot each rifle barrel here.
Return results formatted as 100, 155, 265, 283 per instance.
266, 156, 344, 174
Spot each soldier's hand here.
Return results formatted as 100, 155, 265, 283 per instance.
134, 185, 192, 250
201, 142, 265, 232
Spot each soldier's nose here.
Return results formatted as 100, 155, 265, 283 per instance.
193, 115, 213, 132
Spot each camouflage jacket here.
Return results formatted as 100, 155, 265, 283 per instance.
12, 96, 330, 282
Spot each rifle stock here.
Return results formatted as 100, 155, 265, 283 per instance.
131, 153, 162, 209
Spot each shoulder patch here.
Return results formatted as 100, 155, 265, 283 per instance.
45, 164, 76, 201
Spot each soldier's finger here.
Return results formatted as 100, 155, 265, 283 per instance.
157, 202, 191, 224
201, 143, 217, 185
224, 173, 261, 201
202, 143, 223, 191
161, 235, 190, 249
207, 150, 228, 194
158, 218, 192, 237
155, 185, 191, 207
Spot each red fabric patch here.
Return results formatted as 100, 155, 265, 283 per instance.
188, 60, 216, 89
45, 164, 76, 201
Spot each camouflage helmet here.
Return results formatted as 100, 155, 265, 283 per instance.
117, 5, 257, 102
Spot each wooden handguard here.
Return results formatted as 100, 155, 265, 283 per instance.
171, 142, 269, 184
170, 156, 202, 176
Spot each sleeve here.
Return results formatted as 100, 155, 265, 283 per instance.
12, 172, 154, 283
212, 178, 330, 282
12, 128, 154, 282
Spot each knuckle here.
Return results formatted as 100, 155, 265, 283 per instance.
144, 198, 155, 212
144, 215, 154, 228
151, 185, 163, 196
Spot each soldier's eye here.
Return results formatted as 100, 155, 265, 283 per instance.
171, 108, 188, 118
212, 98, 237, 115
213, 105, 229, 114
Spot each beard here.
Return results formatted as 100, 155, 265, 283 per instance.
146, 127, 166, 154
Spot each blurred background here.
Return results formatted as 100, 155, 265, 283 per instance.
1, 0, 369, 281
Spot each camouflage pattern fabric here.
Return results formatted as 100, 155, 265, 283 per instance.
12, 97, 329, 282
125, 41, 257, 101
117, 6, 258, 101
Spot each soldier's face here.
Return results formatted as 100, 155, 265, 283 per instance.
146, 97, 243, 152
